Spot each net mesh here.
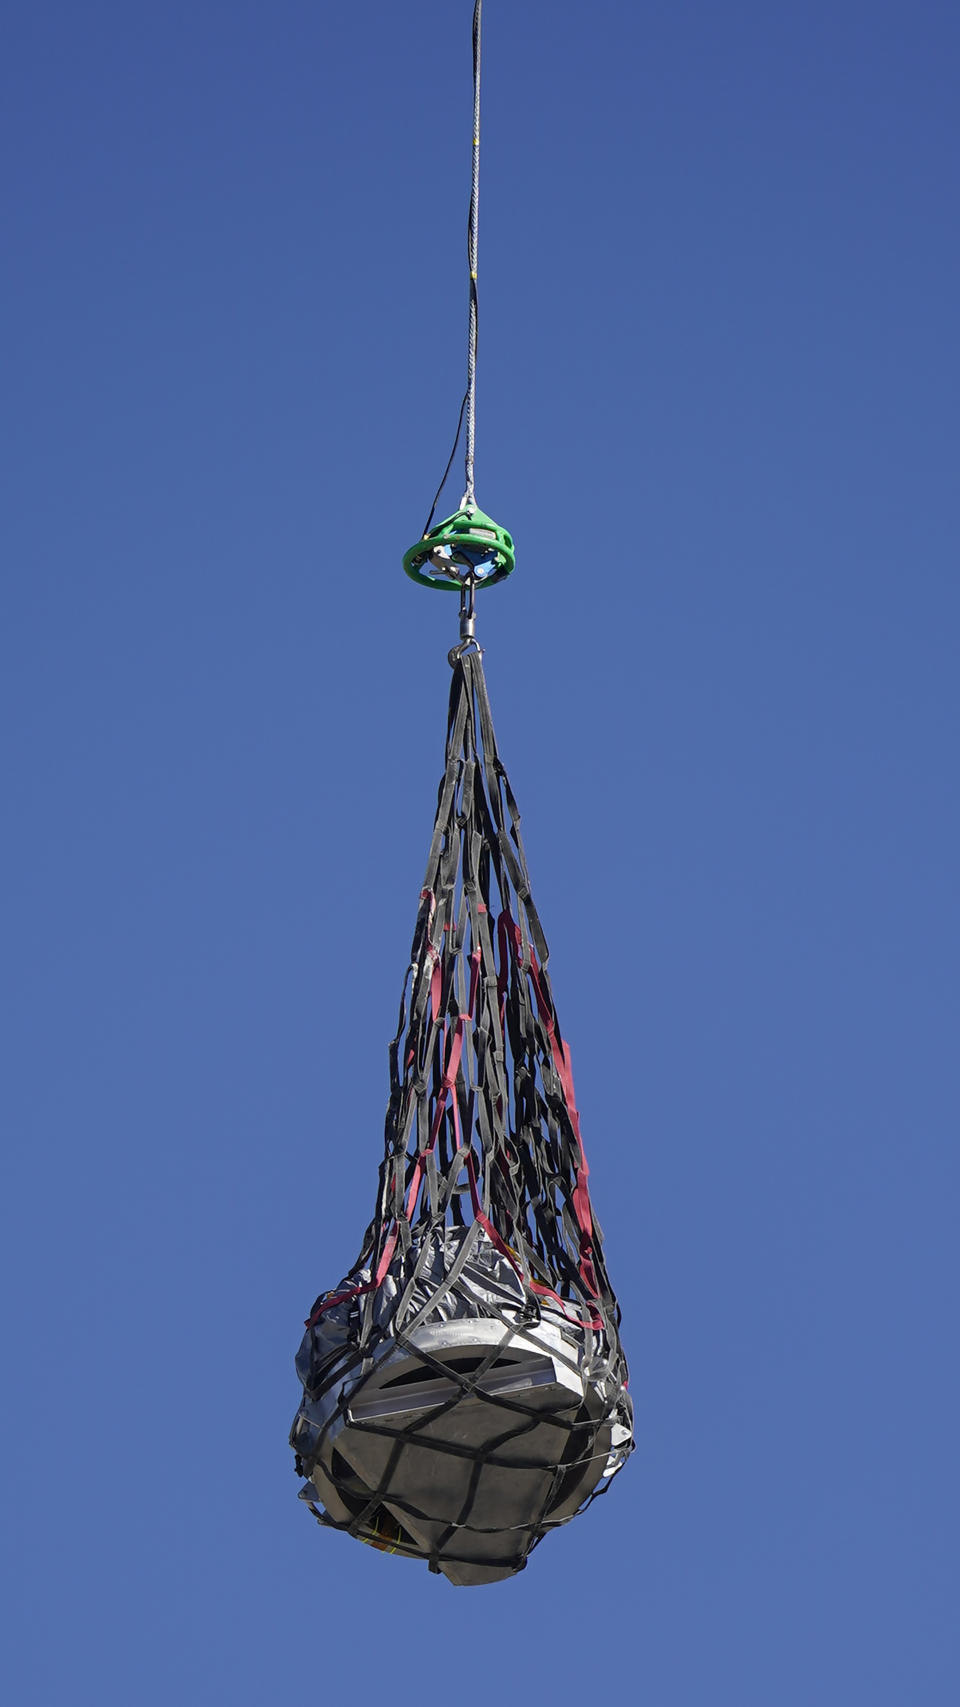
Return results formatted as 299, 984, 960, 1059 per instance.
291, 651, 632, 1582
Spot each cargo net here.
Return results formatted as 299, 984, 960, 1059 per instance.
291, 650, 633, 1585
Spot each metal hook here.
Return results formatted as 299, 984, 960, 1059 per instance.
448, 576, 483, 666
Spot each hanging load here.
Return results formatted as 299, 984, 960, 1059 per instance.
290, 653, 632, 1583
289, 1, 633, 1584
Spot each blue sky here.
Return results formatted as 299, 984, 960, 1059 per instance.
3, 2, 958, 1701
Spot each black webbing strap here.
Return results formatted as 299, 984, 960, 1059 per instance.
292, 650, 631, 1575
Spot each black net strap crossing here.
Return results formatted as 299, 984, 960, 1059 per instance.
372, 648, 619, 1330
291, 651, 632, 1585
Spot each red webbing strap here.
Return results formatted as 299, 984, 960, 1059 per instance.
497, 909, 601, 1301
314, 654, 621, 1339
294, 647, 632, 1580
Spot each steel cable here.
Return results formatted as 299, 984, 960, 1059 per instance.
463, 0, 482, 508
422, 0, 483, 536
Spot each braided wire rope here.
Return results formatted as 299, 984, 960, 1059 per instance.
422, 0, 483, 536
463, 0, 481, 507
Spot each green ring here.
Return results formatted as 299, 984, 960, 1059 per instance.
402, 506, 516, 590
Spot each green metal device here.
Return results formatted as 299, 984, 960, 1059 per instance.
403, 504, 515, 590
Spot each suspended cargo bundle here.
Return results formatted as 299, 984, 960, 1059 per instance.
291, 653, 632, 1583
289, 2, 632, 1583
